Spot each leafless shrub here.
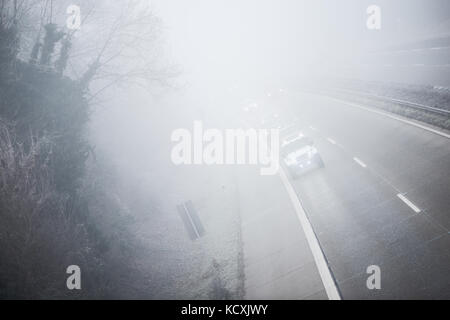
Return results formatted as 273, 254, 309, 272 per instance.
0, 121, 88, 298
0, 120, 150, 298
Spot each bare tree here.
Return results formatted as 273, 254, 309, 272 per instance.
71, 1, 178, 99
3, 0, 178, 99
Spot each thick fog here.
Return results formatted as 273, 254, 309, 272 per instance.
87, 1, 450, 299
92, 0, 450, 200
1, 0, 450, 300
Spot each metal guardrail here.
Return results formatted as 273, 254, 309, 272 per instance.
333, 88, 450, 117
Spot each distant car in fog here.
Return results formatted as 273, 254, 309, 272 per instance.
260, 113, 281, 128
260, 113, 300, 130
279, 123, 301, 138
281, 132, 324, 179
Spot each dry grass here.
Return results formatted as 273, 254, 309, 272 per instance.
0, 121, 90, 298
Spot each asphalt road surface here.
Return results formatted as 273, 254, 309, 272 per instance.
284, 92, 450, 299
236, 165, 329, 299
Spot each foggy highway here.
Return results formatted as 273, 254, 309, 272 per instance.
239, 93, 450, 299
2, 0, 450, 303
248, 91, 450, 299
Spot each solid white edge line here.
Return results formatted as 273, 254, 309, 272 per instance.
279, 168, 341, 300
325, 97, 450, 139
397, 194, 421, 213
327, 138, 337, 145
353, 157, 367, 168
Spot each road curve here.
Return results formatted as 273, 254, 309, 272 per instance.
287, 92, 450, 299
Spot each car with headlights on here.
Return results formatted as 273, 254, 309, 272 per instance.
281, 132, 324, 179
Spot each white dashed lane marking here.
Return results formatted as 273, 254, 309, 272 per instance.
397, 194, 421, 213
353, 157, 367, 168
327, 138, 337, 145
